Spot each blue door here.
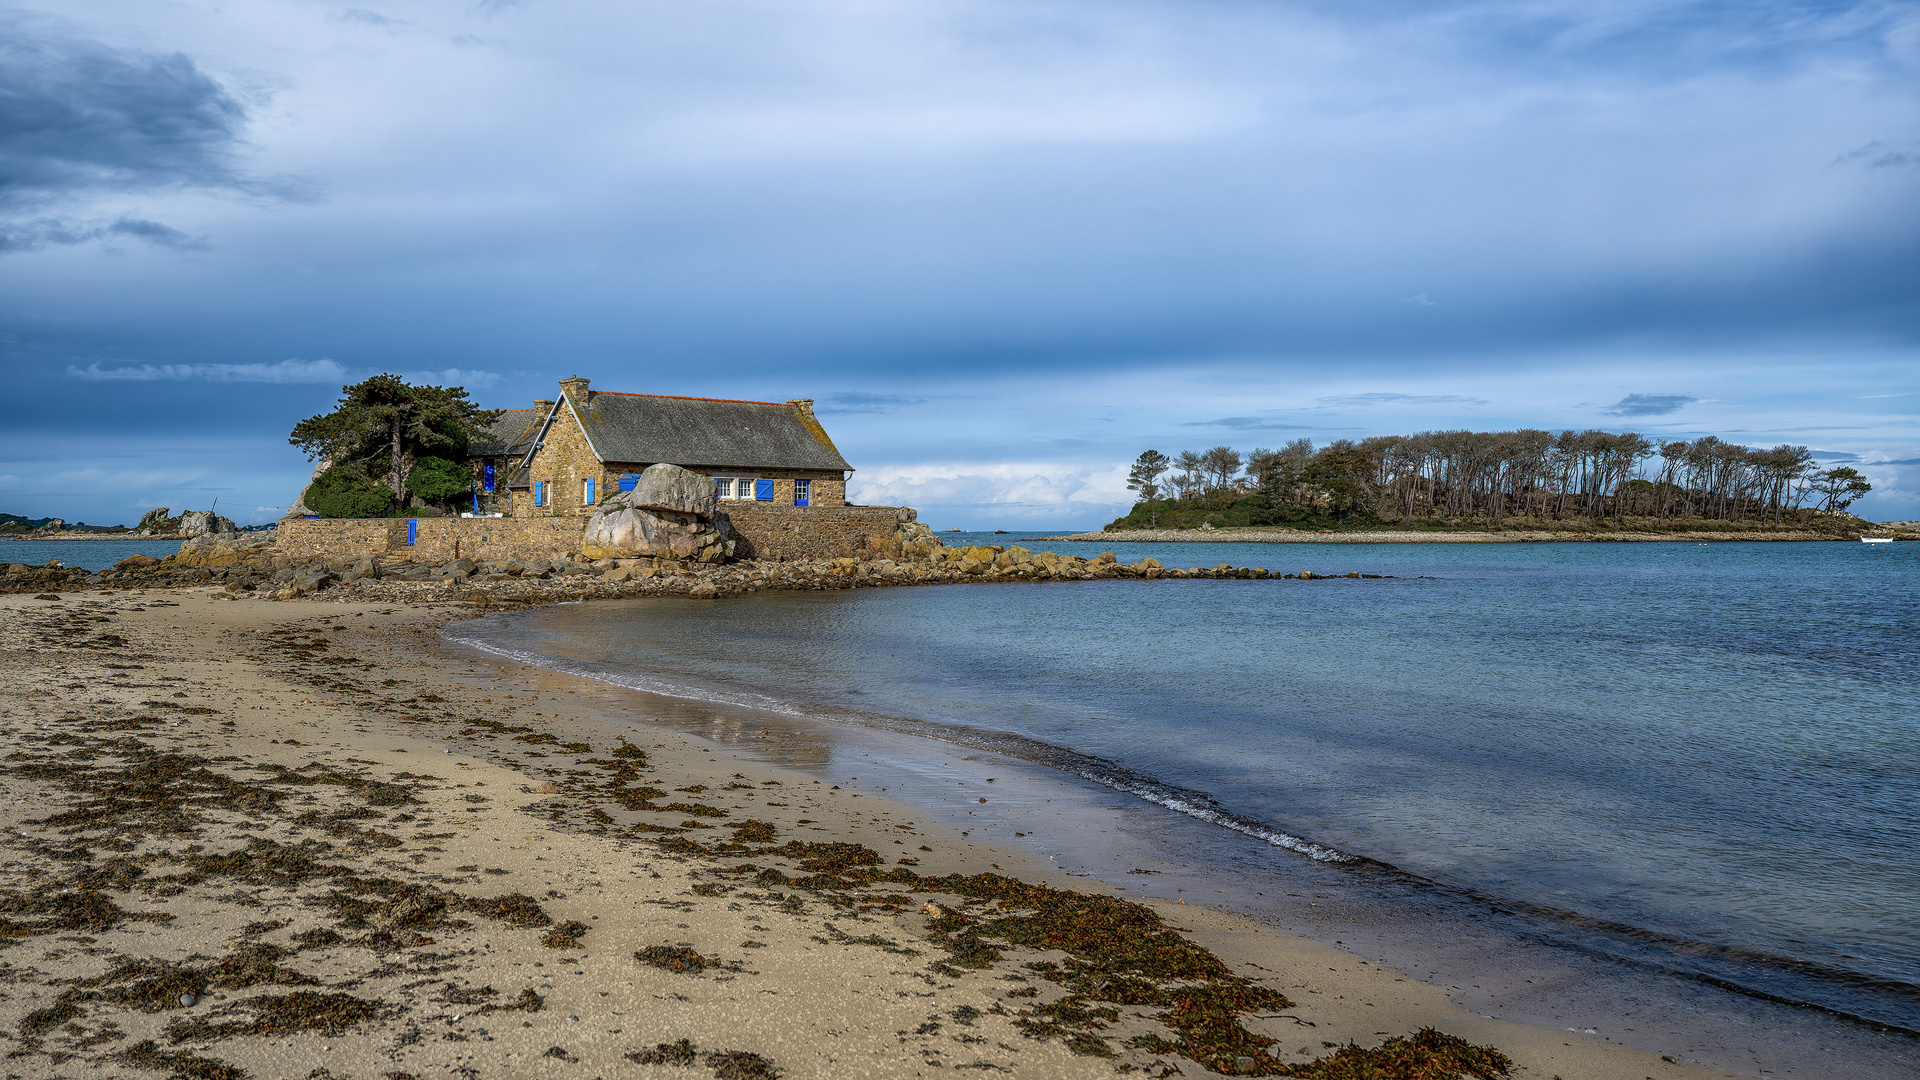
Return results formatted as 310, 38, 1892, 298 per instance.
483, 462, 495, 493
406, 519, 417, 546
755, 478, 774, 501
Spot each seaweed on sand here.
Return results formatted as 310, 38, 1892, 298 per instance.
163, 991, 382, 1043
1273, 1028, 1510, 1079
689, 836, 1302, 1074
705, 1049, 781, 1079
123, 1039, 246, 1080
628, 1038, 698, 1065
541, 920, 590, 948
636, 945, 716, 974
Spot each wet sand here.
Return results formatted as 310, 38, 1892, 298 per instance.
0, 588, 1761, 1079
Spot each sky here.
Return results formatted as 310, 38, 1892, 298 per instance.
1, 0, 1916, 530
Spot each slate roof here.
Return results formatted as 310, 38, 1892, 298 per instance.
468, 408, 542, 457
567, 392, 852, 473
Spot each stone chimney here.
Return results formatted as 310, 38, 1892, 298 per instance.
532, 398, 554, 413
559, 376, 590, 402
787, 398, 816, 421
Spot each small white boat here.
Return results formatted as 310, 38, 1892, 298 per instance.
1861, 536, 1894, 544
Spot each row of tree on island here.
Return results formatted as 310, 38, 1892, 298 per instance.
1120, 430, 1875, 530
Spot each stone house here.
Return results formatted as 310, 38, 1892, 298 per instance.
470, 377, 853, 519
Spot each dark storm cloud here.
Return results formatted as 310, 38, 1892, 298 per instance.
1604, 394, 1697, 417
0, 12, 257, 248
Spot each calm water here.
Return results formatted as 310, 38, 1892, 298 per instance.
449, 537, 1920, 1041
0, 538, 193, 569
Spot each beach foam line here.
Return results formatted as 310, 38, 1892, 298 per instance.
443, 625, 1356, 864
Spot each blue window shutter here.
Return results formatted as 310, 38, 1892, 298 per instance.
406, 519, 417, 546
619, 475, 638, 492
756, 478, 773, 501
585, 478, 595, 505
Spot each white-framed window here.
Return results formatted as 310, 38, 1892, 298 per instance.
714, 477, 734, 499
717, 477, 756, 499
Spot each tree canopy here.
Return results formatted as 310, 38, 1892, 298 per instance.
289, 375, 500, 516
1112, 429, 1875, 530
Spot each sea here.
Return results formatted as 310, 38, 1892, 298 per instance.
0, 537, 212, 569
72, 529, 1908, 1075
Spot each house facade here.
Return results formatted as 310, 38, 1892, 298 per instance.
469, 377, 853, 518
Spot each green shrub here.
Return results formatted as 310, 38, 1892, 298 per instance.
307, 465, 396, 519
407, 456, 472, 501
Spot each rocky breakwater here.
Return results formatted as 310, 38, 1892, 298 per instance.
0, 561, 91, 594
44, 528, 1395, 603
581, 463, 732, 563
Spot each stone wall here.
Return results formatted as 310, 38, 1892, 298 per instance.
402, 517, 586, 563
274, 519, 392, 559
275, 507, 912, 564
276, 516, 586, 563
722, 504, 916, 562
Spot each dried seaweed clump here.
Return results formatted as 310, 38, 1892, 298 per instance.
1274, 1028, 1510, 1079
636, 945, 713, 974
728, 819, 778, 844
628, 1038, 698, 1065
123, 1039, 245, 1080
625, 1040, 779, 1079
541, 920, 590, 948
705, 1049, 781, 1079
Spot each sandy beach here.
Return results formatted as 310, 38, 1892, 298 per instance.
0, 588, 1749, 1079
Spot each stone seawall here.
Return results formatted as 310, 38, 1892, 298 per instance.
275, 517, 587, 563
273, 519, 392, 558
274, 506, 921, 564
721, 504, 918, 562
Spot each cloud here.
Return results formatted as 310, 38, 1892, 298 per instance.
1836, 141, 1920, 169
1316, 393, 1486, 408
1180, 416, 1291, 430
0, 13, 296, 251
848, 461, 1128, 521
1604, 393, 1697, 417
819, 392, 927, 414
66, 359, 351, 383
338, 8, 401, 27
105, 217, 205, 249
62, 360, 499, 388
1808, 450, 1861, 462
1867, 457, 1920, 467
393, 368, 501, 389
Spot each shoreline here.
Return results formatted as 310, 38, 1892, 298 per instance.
442, 597, 1920, 1078
0, 587, 1757, 1080
1043, 528, 1873, 544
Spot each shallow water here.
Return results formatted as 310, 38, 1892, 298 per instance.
0, 538, 193, 569
448, 537, 1920, 1065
